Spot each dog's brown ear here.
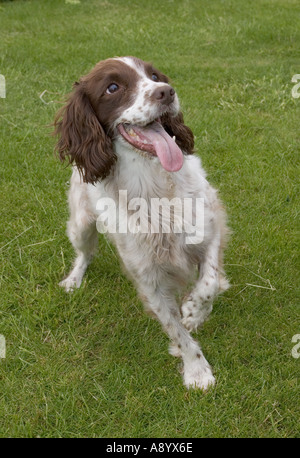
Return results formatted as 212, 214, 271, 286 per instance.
161, 111, 194, 155
53, 82, 117, 184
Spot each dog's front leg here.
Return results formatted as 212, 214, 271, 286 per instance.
181, 229, 229, 332
140, 285, 215, 391
59, 171, 98, 292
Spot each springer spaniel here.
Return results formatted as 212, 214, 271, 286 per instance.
54, 57, 229, 390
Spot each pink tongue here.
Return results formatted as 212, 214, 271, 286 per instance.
136, 122, 183, 172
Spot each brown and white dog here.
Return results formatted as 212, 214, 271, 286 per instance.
54, 56, 229, 390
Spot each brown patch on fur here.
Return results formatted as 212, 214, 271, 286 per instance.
53, 82, 117, 184
53, 59, 140, 184
138, 59, 169, 84
83, 59, 140, 129
161, 111, 194, 155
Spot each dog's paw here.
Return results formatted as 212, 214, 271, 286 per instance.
181, 296, 212, 331
183, 357, 215, 391
59, 276, 78, 292
181, 278, 219, 331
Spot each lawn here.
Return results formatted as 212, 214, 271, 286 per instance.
0, 0, 299, 438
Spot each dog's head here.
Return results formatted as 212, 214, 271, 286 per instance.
54, 56, 194, 184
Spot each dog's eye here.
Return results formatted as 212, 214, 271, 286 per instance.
106, 83, 119, 94
151, 73, 159, 82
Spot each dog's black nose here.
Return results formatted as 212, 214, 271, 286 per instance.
153, 85, 175, 105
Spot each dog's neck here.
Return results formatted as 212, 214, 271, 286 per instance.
105, 139, 179, 201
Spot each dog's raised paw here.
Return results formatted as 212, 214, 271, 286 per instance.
181, 296, 211, 331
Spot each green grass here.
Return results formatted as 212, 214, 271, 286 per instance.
0, 0, 299, 438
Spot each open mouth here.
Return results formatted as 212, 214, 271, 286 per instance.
117, 121, 184, 172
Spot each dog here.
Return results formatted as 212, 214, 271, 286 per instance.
54, 56, 229, 390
